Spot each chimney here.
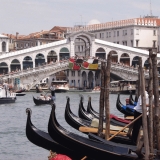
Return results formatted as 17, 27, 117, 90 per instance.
16, 32, 19, 39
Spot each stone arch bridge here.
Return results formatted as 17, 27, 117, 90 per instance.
0, 31, 159, 89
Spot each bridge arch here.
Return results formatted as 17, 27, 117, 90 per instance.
47, 50, 57, 63
95, 47, 106, 59
110, 50, 118, 63
59, 47, 70, 60
0, 62, 8, 74
2, 41, 6, 52
35, 53, 45, 67
10, 59, 21, 72
131, 56, 140, 67
120, 53, 130, 66
144, 59, 149, 70
23, 56, 33, 70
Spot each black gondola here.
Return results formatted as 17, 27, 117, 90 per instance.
65, 97, 134, 145
79, 96, 127, 127
116, 94, 135, 116
33, 96, 51, 105
15, 89, 26, 93
25, 108, 87, 160
87, 96, 130, 124
129, 93, 137, 106
48, 103, 140, 160
16, 93, 26, 96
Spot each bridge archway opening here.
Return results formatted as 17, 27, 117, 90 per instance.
96, 48, 106, 59
2, 42, 6, 52
120, 53, 130, 66
23, 56, 33, 70
10, 59, 21, 72
75, 35, 90, 57
59, 47, 70, 60
47, 50, 57, 63
35, 53, 45, 67
88, 71, 94, 89
82, 71, 87, 88
110, 51, 118, 63
0, 62, 8, 74
144, 59, 149, 70
132, 56, 140, 67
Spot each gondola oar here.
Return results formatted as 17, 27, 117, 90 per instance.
107, 114, 142, 141
79, 126, 127, 136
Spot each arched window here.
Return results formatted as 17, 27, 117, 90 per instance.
2, 42, 6, 52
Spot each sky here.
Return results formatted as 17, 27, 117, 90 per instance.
0, 0, 160, 35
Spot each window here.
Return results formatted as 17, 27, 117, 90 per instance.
153, 30, 156, 36
136, 29, 139, 35
95, 34, 97, 38
101, 33, 104, 38
2, 42, 6, 52
131, 29, 133, 35
67, 70, 69, 76
117, 31, 119, 37
117, 41, 119, 44
71, 71, 75, 76
123, 30, 127, 36
136, 40, 139, 47
106, 32, 108, 38
153, 41, 156, 48
131, 40, 133, 47
78, 71, 80, 76
109, 32, 111, 37
122, 41, 127, 46
114, 31, 116, 37
100, 33, 101, 38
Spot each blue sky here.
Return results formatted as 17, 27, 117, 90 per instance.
0, 0, 160, 35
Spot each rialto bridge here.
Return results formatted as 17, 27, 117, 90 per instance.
0, 31, 160, 89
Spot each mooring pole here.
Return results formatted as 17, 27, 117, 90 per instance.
105, 53, 112, 140
98, 61, 105, 137
150, 50, 160, 153
148, 51, 154, 154
139, 57, 150, 160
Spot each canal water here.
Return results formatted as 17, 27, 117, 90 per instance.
0, 91, 130, 160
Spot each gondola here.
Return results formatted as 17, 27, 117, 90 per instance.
33, 96, 51, 105
65, 97, 134, 145
79, 96, 128, 127
16, 93, 26, 96
116, 94, 135, 116
129, 93, 137, 106
25, 108, 86, 160
48, 103, 140, 160
87, 96, 130, 124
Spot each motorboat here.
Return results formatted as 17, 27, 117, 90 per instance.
52, 80, 69, 93
0, 86, 16, 104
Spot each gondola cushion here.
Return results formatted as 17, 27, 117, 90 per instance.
49, 154, 72, 160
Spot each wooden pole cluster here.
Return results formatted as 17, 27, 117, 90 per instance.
139, 57, 150, 160
150, 49, 160, 154
98, 53, 112, 139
